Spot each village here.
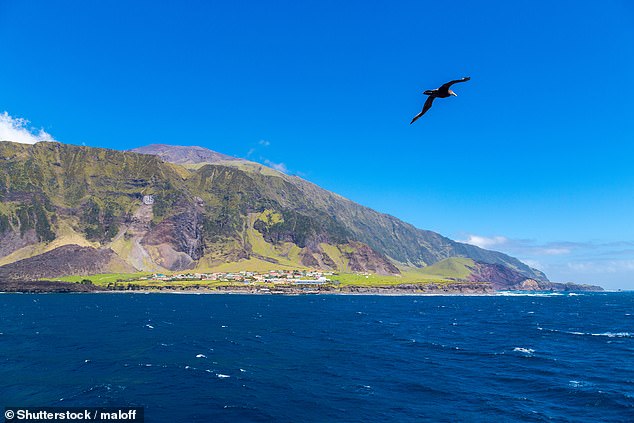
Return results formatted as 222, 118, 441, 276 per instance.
138, 269, 337, 286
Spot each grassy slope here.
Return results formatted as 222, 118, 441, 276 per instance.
319, 243, 350, 272
244, 212, 305, 267
414, 257, 475, 279
333, 273, 448, 287
182, 160, 283, 177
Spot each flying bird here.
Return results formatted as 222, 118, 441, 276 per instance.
410, 76, 471, 124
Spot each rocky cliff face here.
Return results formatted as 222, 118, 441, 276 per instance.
0, 141, 549, 283
467, 261, 528, 288
343, 242, 400, 274
141, 208, 205, 270
467, 261, 602, 291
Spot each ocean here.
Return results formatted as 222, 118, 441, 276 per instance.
1, 292, 632, 422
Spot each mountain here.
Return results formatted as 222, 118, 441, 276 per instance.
130, 144, 241, 165
0, 141, 549, 287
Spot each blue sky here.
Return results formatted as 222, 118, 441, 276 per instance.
1, 1, 633, 289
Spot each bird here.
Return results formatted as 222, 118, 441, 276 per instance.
410, 76, 470, 124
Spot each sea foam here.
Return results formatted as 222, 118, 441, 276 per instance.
513, 347, 535, 354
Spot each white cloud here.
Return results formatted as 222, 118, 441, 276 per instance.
0, 111, 56, 144
540, 247, 570, 255
264, 159, 288, 174
460, 234, 576, 256
459, 235, 508, 249
566, 259, 634, 274
258, 139, 270, 146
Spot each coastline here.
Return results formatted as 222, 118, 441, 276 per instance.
0, 279, 605, 296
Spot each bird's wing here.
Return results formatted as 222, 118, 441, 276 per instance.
410, 96, 435, 124
439, 76, 471, 91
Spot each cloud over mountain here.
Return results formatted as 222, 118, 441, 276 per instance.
0, 112, 56, 144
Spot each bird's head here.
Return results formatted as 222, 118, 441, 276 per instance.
449, 90, 457, 97
423, 90, 434, 95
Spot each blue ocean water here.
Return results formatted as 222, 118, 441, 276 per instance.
0, 292, 633, 422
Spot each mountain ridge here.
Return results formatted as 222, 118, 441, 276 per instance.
130, 143, 242, 165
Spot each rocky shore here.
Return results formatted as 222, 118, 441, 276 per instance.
0, 279, 602, 295
0, 280, 497, 295
0, 279, 101, 293
334, 282, 494, 295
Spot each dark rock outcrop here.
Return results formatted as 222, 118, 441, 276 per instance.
141, 209, 204, 270
0, 245, 134, 280
343, 242, 400, 275
0, 279, 101, 293
340, 282, 493, 294
467, 261, 528, 289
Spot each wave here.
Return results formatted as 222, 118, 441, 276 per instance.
538, 327, 632, 338
497, 291, 564, 297
513, 347, 535, 355
590, 332, 632, 338
569, 380, 592, 388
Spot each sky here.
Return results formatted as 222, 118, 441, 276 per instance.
1, 1, 633, 289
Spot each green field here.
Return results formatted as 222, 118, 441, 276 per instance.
52, 257, 476, 289
55, 273, 241, 289
332, 270, 455, 287
56, 272, 154, 286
